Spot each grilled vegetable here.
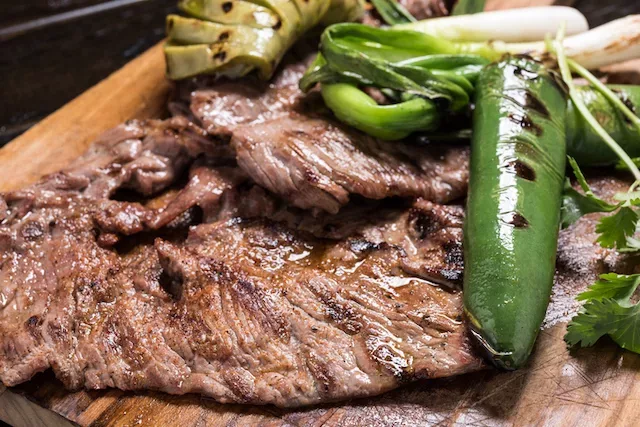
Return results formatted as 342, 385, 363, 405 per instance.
299, 21, 635, 143
298, 24, 494, 139
302, 23, 640, 154
322, 0, 364, 25
178, 0, 280, 28
402, 10, 640, 69
320, 83, 440, 140
463, 56, 568, 369
165, 15, 285, 79
166, 0, 364, 80
567, 85, 640, 165
397, 6, 587, 42
300, 52, 487, 139
295, 0, 332, 29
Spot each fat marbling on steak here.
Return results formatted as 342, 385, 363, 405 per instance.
0, 118, 483, 407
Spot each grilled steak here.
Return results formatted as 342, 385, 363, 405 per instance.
0, 119, 482, 407
0, 117, 633, 407
232, 114, 468, 213
176, 39, 469, 213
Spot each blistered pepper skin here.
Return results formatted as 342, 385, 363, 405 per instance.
464, 56, 567, 369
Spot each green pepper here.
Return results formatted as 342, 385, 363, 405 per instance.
464, 56, 567, 369
321, 83, 440, 140
567, 85, 640, 165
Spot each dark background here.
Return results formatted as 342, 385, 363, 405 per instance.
0, 0, 177, 145
0, 0, 638, 146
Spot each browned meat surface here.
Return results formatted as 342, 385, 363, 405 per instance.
186, 52, 317, 139
1, 117, 635, 407
154, 215, 478, 406
0, 120, 482, 407
232, 114, 468, 213
175, 38, 469, 213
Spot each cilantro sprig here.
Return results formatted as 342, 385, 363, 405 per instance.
561, 158, 640, 251
565, 274, 640, 352
554, 27, 640, 353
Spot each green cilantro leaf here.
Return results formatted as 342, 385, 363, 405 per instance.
565, 273, 640, 351
576, 273, 640, 302
562, 181, 618, 228
595, 207, 639, 249
564, 299, 640, 353
565, 298, 640, 352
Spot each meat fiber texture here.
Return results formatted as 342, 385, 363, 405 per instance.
0, 117, 484, 407
174, 40, 470, 215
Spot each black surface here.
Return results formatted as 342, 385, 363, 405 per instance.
0, 0, 176, 145
0, 0, 639, 146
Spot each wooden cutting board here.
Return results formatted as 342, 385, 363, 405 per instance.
3, 1, 640, 426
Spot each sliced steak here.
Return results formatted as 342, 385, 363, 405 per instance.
0, 120, 634, 406
178, 36, 470, 213
232, 114, 469, 213
152, 215, 479, 406
187, 53, 317, 138
64, 116, 232, 199
0, 119, 482, 406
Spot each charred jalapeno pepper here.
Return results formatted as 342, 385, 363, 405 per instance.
463, 56, 567, 369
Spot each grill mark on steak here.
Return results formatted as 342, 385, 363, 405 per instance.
0, 119, 484, 406
176, 34, 469, 213
232, 114, 469, 213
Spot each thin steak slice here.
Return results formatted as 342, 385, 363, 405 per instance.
180, 38, 470, 213
232, 113, 469, 213
0, 118, 233, 389
152, 213, 479, 406
0, 119, 482, 406
186, 52, 316, 138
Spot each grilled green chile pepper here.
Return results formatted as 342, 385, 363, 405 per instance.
464, 56, 567, 369
567, 85, 640, 165
178, 0, 280, 28
321, 83, 440, 140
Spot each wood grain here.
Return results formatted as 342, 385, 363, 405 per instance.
2, 1, 640, 426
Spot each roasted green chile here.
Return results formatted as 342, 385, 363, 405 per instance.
567, 85, 640, 165
464, 56, 567, 369
166, 0, 364, 80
